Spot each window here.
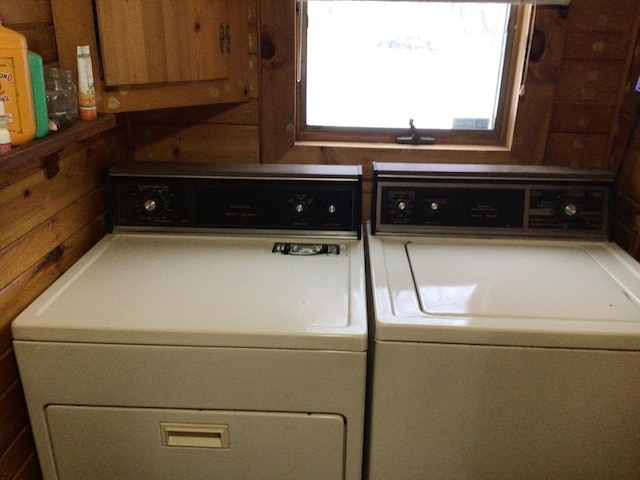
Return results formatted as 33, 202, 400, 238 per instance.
297, 1, 531, 147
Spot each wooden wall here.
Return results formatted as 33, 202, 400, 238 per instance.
615, 24, 640, 260
0, 1, 639, 479
0, 2, 126, 479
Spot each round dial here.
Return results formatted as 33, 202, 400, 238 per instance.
293, 201, 307, 214
558, 200, 579, 220
142, 194, 164, 215
395, 200, 408, 212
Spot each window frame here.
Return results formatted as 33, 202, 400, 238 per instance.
294, 2, 533, 149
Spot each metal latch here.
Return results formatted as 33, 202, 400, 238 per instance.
272, 243, 340, 255
397, 119, 435, 145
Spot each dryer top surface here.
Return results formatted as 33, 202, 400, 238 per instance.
13, 233, 367, 351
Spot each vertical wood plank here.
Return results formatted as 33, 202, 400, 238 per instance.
259, 0, 296, 163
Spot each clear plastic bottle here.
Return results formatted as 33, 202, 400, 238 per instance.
0, 101, 11, 153
45, 67, 78, 129
0, 22, 36, 145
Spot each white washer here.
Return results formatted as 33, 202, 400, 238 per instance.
366, 163, 640, 479
12, 163, 367, 480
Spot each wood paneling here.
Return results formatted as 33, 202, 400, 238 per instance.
549, 104, 614, 133
0, 154, 117, 479
548, 0, 640, 171
259, 0, 296, 163
129, 100, 260, 164
555, 60, 628, 104
52, 0, 250, 113
511, 83, 557, 164
95, 0, 229, 86
566, 0, 639, 33
0, 215, 107, 352
127, 1, 260, 161
0, 382, 29, 456
0, 426, 39, 480
0, 5, 123, 474
0, 139, 114, 253
544, 132, 609, 167
0, 1, 57, 64
12, 454, 42, 480
133, 123, 260, 163
0, 349, 18, 400
0, 0, 52, 24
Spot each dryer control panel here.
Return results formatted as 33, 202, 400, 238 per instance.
108, 163, 362, 239
372, 163, 614, 239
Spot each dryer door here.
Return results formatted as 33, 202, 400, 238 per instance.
47, 406, 345, 480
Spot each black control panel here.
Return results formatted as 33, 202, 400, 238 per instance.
108, 163, 362, 238
372, 163, 614, 239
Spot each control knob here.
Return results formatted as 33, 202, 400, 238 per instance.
293, 201, 307, 214
142, 194, 164, 215
395, 200, 408, 212
558, 200, 579, 220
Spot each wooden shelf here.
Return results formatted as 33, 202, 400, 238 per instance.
0, 114, 117, 185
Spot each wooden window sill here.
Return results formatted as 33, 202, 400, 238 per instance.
294, 140, 512, 152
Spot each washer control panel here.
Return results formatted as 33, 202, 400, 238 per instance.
372, 163, 614, 239
108, 163, 362, 238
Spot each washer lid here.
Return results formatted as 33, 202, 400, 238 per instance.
12, 234, 367, 351
370, 234, 640, 350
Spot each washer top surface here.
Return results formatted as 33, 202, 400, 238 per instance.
368, 229, 640, 350
12, 233, 367, 351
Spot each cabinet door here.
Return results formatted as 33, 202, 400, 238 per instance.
95, 0, 229, 86
51, 0, 249, 112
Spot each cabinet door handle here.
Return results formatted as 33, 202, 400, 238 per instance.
219, 23, 231, 54
219, 23, 225, 53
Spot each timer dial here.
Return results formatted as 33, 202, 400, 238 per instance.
395, 200, 408, 212
142, 194, 164, 215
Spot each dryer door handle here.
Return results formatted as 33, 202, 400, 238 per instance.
160, 423, 230, 449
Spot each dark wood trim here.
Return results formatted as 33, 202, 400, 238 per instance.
0, 115, 116, 186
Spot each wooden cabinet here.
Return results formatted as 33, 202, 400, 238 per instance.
51, 0, 250, 113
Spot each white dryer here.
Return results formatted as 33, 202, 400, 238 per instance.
12, 163, 367, 480
366, 162, 640, 479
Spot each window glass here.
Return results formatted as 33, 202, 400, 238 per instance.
303, 1, 514, 134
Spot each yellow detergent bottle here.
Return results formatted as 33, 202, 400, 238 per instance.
0, 22, 36, 146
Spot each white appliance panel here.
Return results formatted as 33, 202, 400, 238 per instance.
367, 341, 640, 480
371, 235, 640, 349
14, 341, 366, 480
47, 406, 345, 480
12, 233, 367, 351
366, 227, 640, 480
